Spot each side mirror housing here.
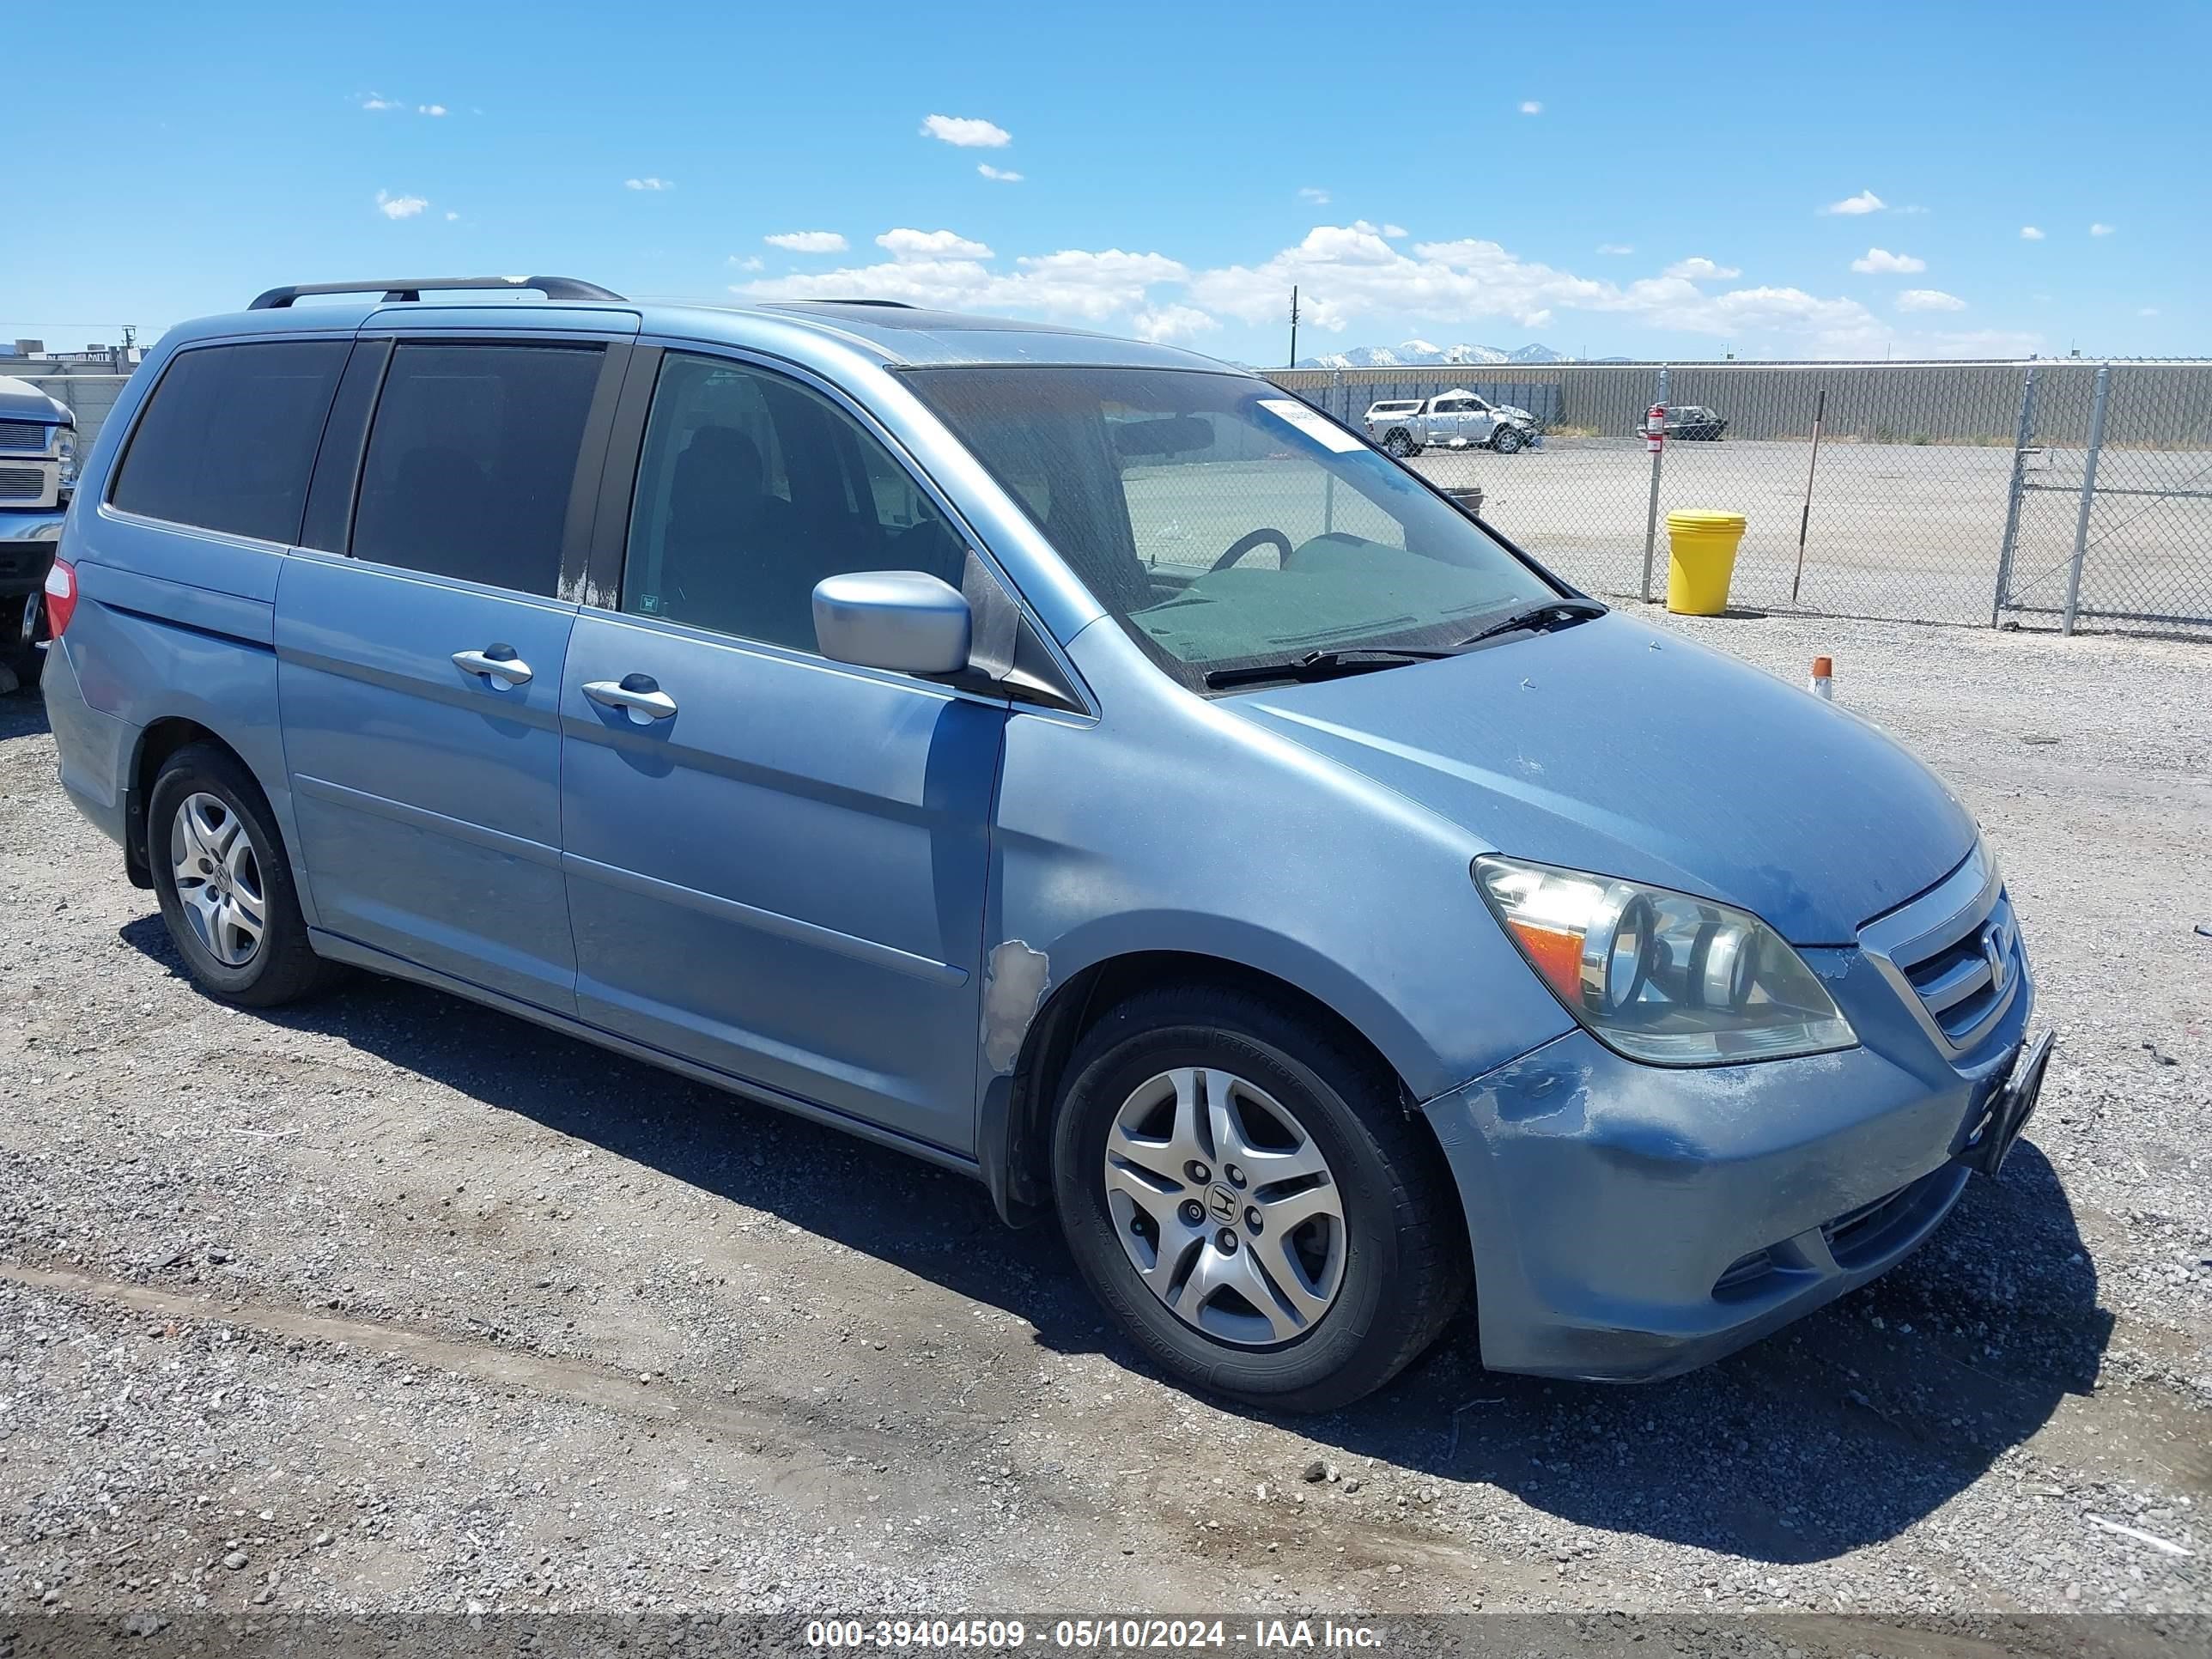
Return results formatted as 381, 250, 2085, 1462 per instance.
812, 571, 973, 677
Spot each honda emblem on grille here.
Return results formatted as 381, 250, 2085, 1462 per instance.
1982, 917, 2014, 994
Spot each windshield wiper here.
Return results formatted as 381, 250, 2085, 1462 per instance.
1453, 599, 1606, 649
1203, 647, 1454, 690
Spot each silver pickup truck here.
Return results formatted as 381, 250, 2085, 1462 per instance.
1362, 388, 1540, 459
0, 374, 76, 691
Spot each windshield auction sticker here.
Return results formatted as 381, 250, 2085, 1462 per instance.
1257, 398, 1366, 453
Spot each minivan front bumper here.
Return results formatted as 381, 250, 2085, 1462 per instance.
1421, 957, 2035, 1382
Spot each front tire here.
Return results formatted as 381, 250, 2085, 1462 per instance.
148, 743, 337, 1007
1051, 985, 1471, 1412
1492, 424, 1526, 454
3, 592, 44, 692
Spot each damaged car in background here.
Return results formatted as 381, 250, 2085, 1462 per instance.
1363, 388, 1541, 457
42, 277, 2051, 1410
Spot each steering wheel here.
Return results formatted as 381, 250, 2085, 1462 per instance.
1210, 527, 1296, 574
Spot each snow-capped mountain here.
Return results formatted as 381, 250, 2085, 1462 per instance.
1295, 340, 1569, 369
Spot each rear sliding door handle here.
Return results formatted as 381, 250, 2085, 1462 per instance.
583, 674, 678, 722
453, 645, 533, 686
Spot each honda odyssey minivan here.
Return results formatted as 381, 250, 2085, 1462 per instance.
42, 276, 2051, 1409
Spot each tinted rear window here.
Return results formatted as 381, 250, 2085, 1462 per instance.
351, 342, 604, 596
109, 341, 348, 543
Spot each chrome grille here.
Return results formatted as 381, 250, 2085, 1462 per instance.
1859, 842, 2027, 1058
0, 421, 56, 453
0, 466, 46, 501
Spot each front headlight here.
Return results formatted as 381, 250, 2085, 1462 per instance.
1474, 855, 1856, 1066
57, 428, 76, 486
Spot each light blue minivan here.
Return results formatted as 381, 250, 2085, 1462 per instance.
42, 277, 2051, 1408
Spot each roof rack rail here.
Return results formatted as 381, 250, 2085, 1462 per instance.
248, 276, 626, 310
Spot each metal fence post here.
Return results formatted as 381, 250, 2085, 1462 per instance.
2062, 363, 2112, 635
1991, 363, 2039, 625
1640, 364, 1668, 603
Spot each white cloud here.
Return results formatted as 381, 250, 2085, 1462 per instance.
1186, 223, 1899, 355
1850, 247, 1927, 274
375, 190, 428, 220
1382, 224, 1407, 240
2139, 307, 2160, 318
1663, 257, 1741, 281
444, 210, 459, 222
417, 103, 447, 116
976, 163, 1024, 182
1131, 304, 1219, 343
625, 177, 672, 191
359, 93, 401, 111
2090, 222, 2116, 236
764, 230, 848, 253
1820, 189, 1886, 216
2020, 225, 2045, 240
737, 245, 1186, 323
1518, 100, 1543, 115
741, 217, 2039, 360
921, 113, 1011, 148
877, 228, 994, 261
728, 255, 764, 272
1597, 243, 1634, 255
1896, 289, 1966, 312
1298, 186, 1332, 205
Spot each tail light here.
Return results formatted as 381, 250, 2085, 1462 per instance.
43, 557, 78, 637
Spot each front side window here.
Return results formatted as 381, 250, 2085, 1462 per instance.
109, 341, 348, 543
351, 341, 604, 596
621, 352, 965, 653
902, 366, 1556, 690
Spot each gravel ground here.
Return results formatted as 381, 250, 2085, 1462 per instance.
0, 613, 2207, 1636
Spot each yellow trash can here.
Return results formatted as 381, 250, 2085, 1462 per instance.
1664, 509, 1747, 615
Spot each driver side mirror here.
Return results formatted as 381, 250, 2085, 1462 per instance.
812, 571, 973, 676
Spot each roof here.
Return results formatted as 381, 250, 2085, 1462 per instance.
154, 293, 1238, 377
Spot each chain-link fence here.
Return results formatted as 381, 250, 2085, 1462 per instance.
1996, 363, 2212, 630
1267, 361, 2212, 635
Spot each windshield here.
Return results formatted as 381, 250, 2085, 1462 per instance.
902, 367, 1559, 691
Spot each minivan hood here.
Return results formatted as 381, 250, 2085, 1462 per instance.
1225, 613, 1976, 944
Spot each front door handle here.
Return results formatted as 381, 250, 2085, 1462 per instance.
583, 674, 678, 723
453, 645, 532, 686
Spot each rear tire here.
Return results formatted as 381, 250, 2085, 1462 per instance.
1383, 430, 1418, 459
148, 744, 337, 1008
1051, 984, 1471, 1412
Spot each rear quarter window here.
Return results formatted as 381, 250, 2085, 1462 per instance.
108, 341, 349, 544
349, 341, 605, 596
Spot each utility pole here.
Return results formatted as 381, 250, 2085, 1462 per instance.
1288, 286, 1300, 368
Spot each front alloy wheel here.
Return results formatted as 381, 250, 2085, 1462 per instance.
1052, 985, 1472, 1411
1103, 1066, 1347, 1346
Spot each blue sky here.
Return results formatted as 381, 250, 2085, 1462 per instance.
9, 1, 2203, 362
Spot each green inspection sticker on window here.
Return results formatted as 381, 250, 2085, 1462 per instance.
1257, 397, 1366, 454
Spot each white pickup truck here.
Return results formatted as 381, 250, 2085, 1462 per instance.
0, 374, 76, 691
1362, 388, 1540, 459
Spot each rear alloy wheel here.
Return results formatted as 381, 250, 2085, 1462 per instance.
148, 743, 338, 1007
1053, 985, 1471, 1412
1492, 424, 1526, 454
1383, 429, 1418, 459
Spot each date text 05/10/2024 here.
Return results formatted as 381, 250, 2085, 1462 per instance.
803, 1620, 1387, 1650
